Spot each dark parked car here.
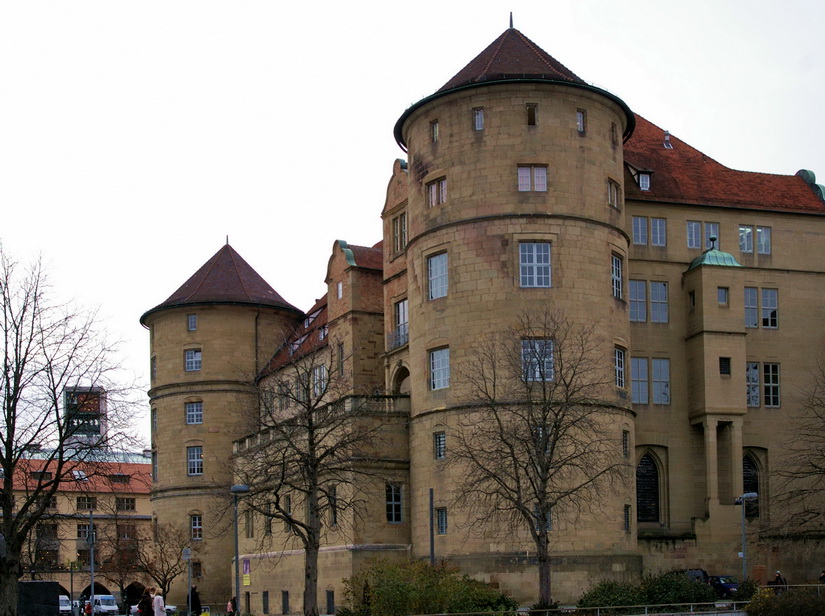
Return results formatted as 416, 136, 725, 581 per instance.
708, 575, 739, 597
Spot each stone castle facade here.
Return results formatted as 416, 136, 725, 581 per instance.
142, 27, 825, 612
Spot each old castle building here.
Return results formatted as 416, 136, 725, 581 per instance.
143, 27, 825, 611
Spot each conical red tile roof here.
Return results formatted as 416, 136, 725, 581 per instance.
140, 245, 298, 323
438, 28, 585, 92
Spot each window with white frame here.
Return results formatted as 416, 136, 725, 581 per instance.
430, 120, 439, 142
187, 446, 203, 476
704, 222, 720, 249
522, 338, 554, 382
608, 179, 621, 208
739, 225, 754, 253
615, 348, 626, 388
190, 514, 203, 540
517, 165, 547, 192
427, 253, 448, 299
650, 282, 668, 323
611, 254, 623, 299
187, 314, 198, 331
744, 287, 758, 328
638, 173, 651, 191
632, 217, 648, 245
436, 507, 448, 534
519, 242, 551, 287
629, 280, 646, 322
746, 362, 760, 407
386, 483, 402, 523
312, 365, 327, 397
392, 212, 407, 253
185, 349, 202, 372
651, 358, 671, 404
186, 401, 203, 425
429, 348, 450, 390
761, 288, 778, 328
757, 226, 771, 254
433, 431, 446, 460
764, 363, 780, 407
427, 177, 447, 206
576, 109, 586, 133
473, 107, 484, 131
686, 221, 701, 249
391, 299, 409, 349
651, 218, 666, 246
631, 357, 648, 404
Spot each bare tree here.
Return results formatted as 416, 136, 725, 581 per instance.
0, 248, 140, 616
135, 523, 189, 599
233, 334, 400, 616
451, 311, 630, 606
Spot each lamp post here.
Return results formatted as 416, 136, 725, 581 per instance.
230, 485, 249, 607
88, 509, 96, 615
734, 492, 758, 582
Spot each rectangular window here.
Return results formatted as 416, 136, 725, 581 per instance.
649, 282, 668, 323
632, 217, 647, 245
76, 496, 97, 511
764, 363, 780, 407
611, 254, 623, 299
429, 348, 450, 390
262, 591, 269, 615
329, 485, 338, 527
576, 109, 586, 133
651, 218, 667, 246
431, 120, 439, 142
631, 357, 648, 404
473, 107, 484, 131
719, 357, 731, 375
245, 508, 254, 538
191, 514, 203, 540
526, 103, 537, 126
116, 497, 136, 512
386, 483, 402, 523
761, 288, 778, 328
186, 401, 203, 425
519, 242, 551, 287
191, 560, 202, 578
757, 226, 771, 254
187, 314, 198, 331
312, 365, 327, 397
705, 222, 720, 249
651, 358, 671, 404
718, 287, 729, 305
744, 287, 758, 328
533, 505, 552, 531
76, 523, 95, 540
629, 280, 646, 322
614, 348, 626, 388
427, 177, 447, 206
746, 362, 760, 407
185, 349, 202, 372
517, 165, 547, 192
522, 339, 554, 382
622, 430, 630, 458
624, 504, 631, 532
739, 225, 753, 253
391, 299, 409, 349
187, 446, 203, 476
607, 179, 621, 209
687, 221, 701, 249
392, 212, 407, 252
337, 281, 343, 299
427, 253, 448, 299
639, 173, 650, 191
284, 494, 292, 533
433, 431, 446, 460
436, 507, 448, 534
326, 591, 335, 616
281, 592, 289, 616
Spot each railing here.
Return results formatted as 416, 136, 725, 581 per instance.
411, 601, 749, 615
387, 323, 409, 350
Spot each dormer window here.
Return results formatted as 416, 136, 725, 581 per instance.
639, 173, 651, 191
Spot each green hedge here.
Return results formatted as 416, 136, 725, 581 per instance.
577, 571, 718, 612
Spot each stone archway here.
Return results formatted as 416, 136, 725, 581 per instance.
392, 365, 410, 394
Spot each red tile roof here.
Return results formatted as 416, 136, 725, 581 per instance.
438, 28, 585, 92
141, 244, 299, 323
348, 243, 383, 271
624, 115, 825, 214
260, 296, 328, 376
12, 458, 151, 494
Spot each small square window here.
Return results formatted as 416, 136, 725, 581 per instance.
517, 166, 547, 192
719, 357, 731, 376
718, 287, 729, 305
427, 177, 447, 206
185, 349, 202, 372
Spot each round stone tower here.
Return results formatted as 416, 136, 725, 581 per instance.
392, 27, 639, 592
140, 244, 301, 608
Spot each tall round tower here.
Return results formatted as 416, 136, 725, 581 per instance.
140, 244, 301, 608
392, 27, 639, 594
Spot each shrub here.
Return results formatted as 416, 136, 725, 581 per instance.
746, 587, 825, 616
731, 577, 760, 601
578, 571, 716, 613
577, 579, 644, 610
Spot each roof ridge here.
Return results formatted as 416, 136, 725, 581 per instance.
480, 29, 509, 76
226, 247, 252, 301
514, 29, 559, 75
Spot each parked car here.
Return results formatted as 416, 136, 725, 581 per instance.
684, 568, 709, 583
59, 595, 72, 615
708, 575, 739, 597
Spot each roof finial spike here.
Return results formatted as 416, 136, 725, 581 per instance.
509, 12, 514, 29
226, 235, 229, 245
709, 234, 718, 250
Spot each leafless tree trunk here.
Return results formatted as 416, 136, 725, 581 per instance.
451, 311, 629, 606
0, 247, 140, 616
134, 523, 189, 599
233, 335, 399, 616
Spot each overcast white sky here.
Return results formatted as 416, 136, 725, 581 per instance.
1, 1, 824, 442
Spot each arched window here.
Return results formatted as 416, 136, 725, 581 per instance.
743, 455, 760, 518
636, 453, 660, 522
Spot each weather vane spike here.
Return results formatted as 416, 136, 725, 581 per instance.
226, 235, 229, 245
510, 12, 514, 28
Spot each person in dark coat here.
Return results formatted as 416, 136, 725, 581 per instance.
187, 587, 201, 616
137, 589, 153, 616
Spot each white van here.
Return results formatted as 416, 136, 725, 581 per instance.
92, 595, 119, 615
59, 596, 72, 615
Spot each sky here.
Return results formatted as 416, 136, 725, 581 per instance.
1, 1, 824, 442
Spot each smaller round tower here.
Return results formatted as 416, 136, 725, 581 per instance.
140, 244, 301, 608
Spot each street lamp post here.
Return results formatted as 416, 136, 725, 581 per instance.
230, 485, 250, 608
734, 492, 758, 582
88, 509, 96, 615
